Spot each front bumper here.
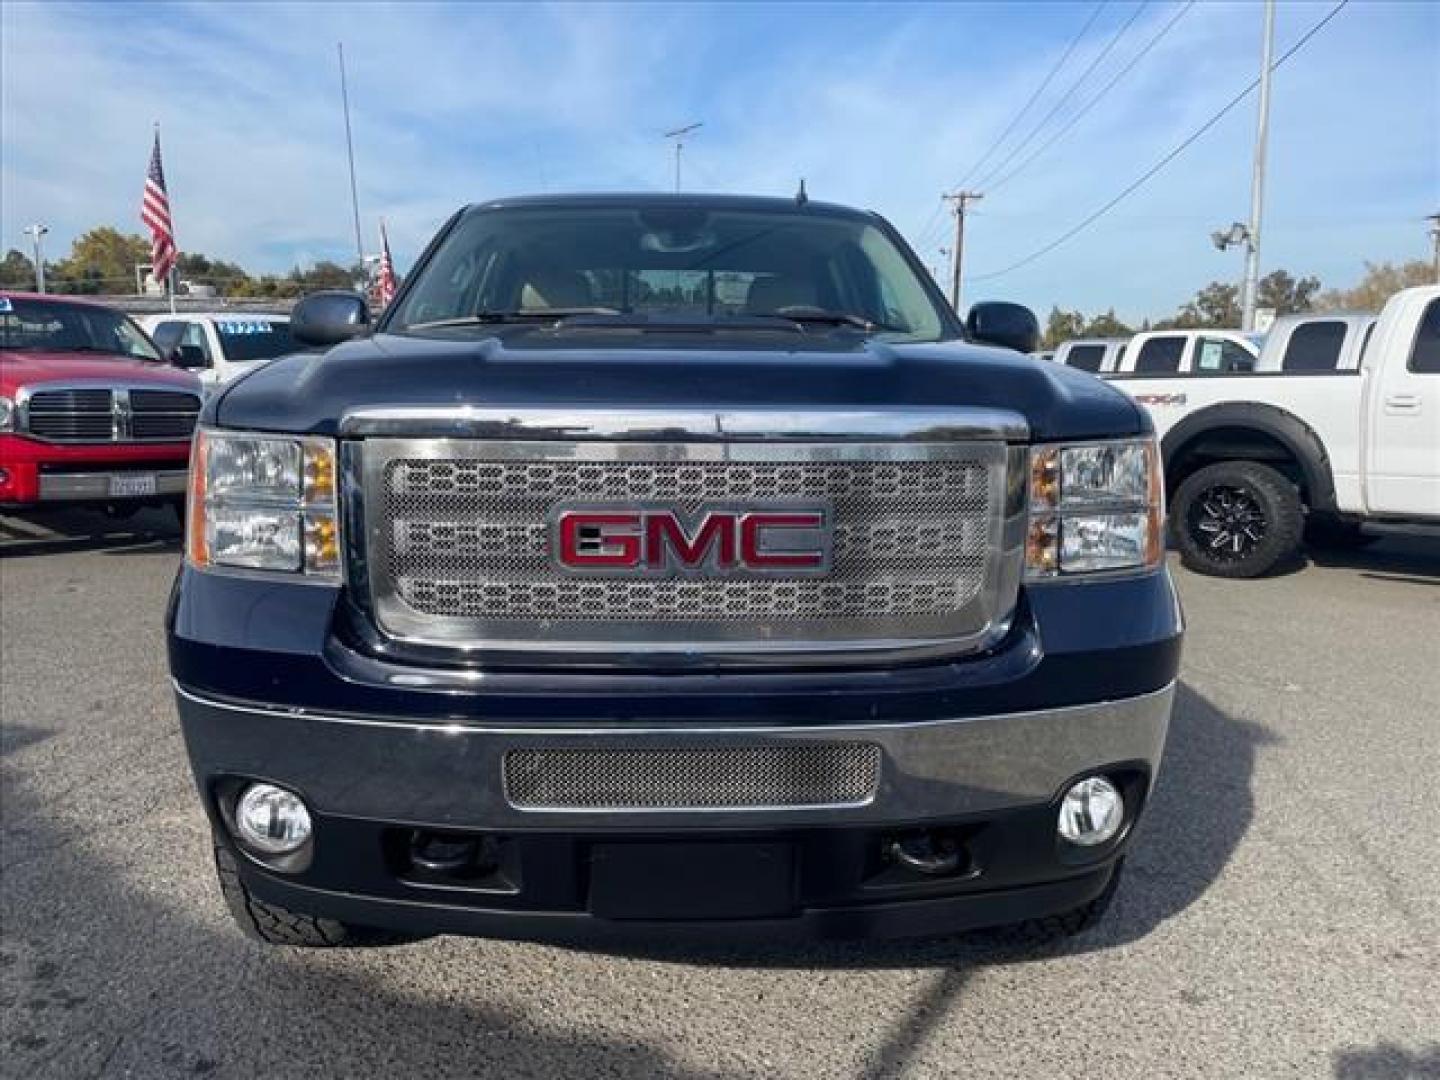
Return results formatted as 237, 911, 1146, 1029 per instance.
0, 433, 190, 507
177, 680, 1172, 941
169, 559, 1182, 940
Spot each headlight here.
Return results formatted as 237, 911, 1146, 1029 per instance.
0, 396, 13, 432
186, 429, 340, 579
1025, 438, 1163, 578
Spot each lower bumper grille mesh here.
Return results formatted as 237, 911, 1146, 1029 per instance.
503, 743, 882, 810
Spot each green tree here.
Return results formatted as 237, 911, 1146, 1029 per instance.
51, 227, 150, 293
176, 252, 251, 292
1042, 305, 1086, 349
1173, 281, 1241, 329
0, 249, 36, 288
294, 260, 363, 290
1316, 260, 1434, 312
1256, 269, 1320, 315
1083, 308, 1131, 338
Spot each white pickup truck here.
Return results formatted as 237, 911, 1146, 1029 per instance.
138, 312, 296, 391
1110, 285, 1440, 577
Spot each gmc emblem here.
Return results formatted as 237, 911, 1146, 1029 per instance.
550, 504, 832, 577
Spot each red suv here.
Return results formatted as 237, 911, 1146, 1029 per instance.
0, 291, 202, 515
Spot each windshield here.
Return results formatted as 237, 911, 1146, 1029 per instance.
0, 296, 161, 361
387, 204, 950, 342
215, 319, 296, 363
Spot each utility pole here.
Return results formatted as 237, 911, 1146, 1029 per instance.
338, 43, 365, 267
662, 122, 702, 193
22, 224, 47, 293
943, 191, 983, 312
1428, 212, 1440, 283
1240, 0, 1276, 331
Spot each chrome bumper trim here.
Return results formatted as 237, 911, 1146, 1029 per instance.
173, 682, 1174, 828
36, 470, 188, 501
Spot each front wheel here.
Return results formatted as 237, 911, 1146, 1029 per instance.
1171, 461, 1303, 578
214, 840, 412, 947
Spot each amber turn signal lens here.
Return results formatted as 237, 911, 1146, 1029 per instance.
186, 430, 210, 567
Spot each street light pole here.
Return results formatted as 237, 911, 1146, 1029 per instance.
1427, 212, 1440, 284
662, 123, 702, 193
22, 224, 48, 293
1240, 0, 1276, 331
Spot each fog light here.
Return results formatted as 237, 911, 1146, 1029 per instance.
234, 783, 312, 854
1058, 776, 1124, 846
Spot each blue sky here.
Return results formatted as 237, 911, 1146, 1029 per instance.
2, 1, 1436, 321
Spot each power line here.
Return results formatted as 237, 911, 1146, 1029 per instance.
969, 0, 1350, 285
987, 1, 1195, 195
954, 1, 1109, 192
911, 0, 1108, 248
973, 0, 1152, 191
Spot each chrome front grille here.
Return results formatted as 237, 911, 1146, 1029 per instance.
503, 743, 882, 810
21, 386, 201, 444
357, 431, 1024, 664
386, 457, 991, 622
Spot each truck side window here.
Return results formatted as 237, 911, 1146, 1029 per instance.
1409, 299, 1440, 374
1196, 337, 1256, 374
1066, 344, 1105, 372
1282, 321, 1347, 372
1134, 336, 1184, 374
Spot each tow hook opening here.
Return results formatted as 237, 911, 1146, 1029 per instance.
397, 830, 518, 893
884, 830, 969, 877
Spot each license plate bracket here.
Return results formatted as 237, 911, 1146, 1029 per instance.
588, 840, 796, 920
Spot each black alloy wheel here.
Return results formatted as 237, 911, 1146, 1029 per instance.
1171, 460, 1303, 579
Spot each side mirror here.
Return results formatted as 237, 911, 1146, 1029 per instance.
966, 301, 1041, 354
169, 344, 209, 369
290, 290, 371, 347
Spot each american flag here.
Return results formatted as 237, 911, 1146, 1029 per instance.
377, 219, 398, 306
141, 130, 177, 285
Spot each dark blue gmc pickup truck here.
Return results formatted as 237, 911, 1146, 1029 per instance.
167, 194, 1182, 947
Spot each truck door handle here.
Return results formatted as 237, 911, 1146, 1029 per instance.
1384, 393, 1421, 414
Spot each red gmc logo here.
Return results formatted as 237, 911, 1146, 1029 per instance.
551, 504, 832, 577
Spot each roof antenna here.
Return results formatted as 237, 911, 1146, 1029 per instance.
795, 177, 809, 206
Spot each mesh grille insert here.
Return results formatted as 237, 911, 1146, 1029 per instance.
503, 744, 882, 810
378, 456, 994, 623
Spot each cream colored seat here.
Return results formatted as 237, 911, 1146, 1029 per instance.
519, 269, 594, 311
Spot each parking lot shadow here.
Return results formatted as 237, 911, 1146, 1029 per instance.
0, 765, 748, 1079
1305, 527, 1440, 585
1332, 1042, 1440, 1079
0, 508, 181, 559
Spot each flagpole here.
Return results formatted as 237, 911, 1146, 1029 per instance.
338, 43, 365, 269
157, 122, 177, 314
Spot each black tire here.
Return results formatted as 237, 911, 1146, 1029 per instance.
1171, 461, 1303, 578
1304, 515, 1376, 550
214, 839, 407, 947
991, 860, 1123, 948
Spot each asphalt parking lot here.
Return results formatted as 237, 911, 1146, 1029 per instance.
2, 508, 1437, 1080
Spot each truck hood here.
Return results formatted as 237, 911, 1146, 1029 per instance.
212, 328, 1146, 442
0, 351, 201, 397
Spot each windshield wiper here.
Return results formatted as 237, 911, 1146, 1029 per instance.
406, 307, 622, 330
754, 309, 905, 333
